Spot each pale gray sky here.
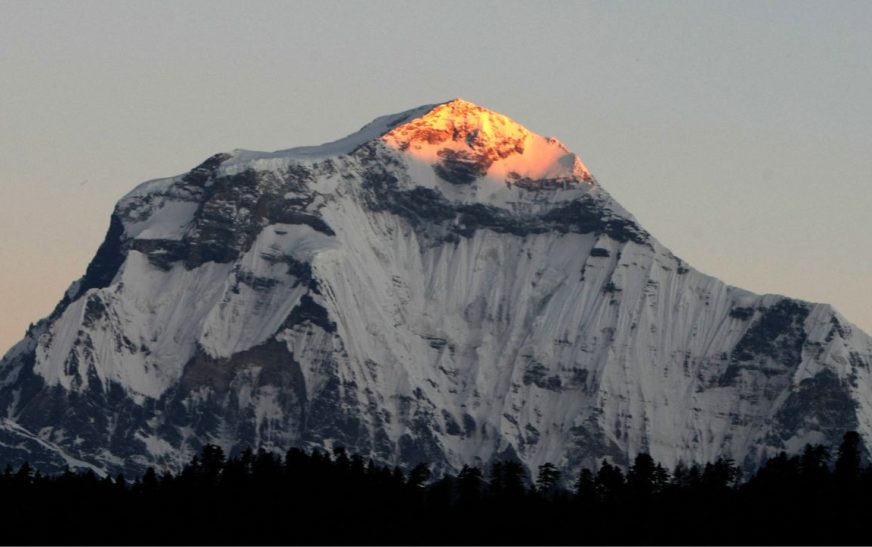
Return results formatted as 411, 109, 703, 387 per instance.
2, 0, 871, 353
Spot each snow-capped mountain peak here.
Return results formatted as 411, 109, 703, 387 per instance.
1, 100, 871, 480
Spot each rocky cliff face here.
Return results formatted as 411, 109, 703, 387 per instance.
2, 99, 871, 477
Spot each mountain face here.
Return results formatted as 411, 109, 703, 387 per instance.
2, 99, 872, 477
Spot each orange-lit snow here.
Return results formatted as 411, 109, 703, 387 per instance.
383, 98, 593, 184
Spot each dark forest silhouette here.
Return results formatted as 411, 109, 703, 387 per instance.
1, 432, 870, 545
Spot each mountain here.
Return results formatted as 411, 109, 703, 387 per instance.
2, 99, 871, 477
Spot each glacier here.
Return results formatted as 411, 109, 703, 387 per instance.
1, 98, 871, 477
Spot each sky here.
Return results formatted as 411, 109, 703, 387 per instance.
1, 0, 870, 353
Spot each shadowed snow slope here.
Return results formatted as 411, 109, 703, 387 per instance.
2, 99, 871, 477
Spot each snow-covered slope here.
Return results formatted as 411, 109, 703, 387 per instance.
2, 99, 871, 477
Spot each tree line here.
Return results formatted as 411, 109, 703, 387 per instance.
0, 432, 870, 544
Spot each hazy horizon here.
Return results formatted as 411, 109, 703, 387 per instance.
2, 0, 870, 354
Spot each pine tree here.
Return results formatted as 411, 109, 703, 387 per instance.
536, 462, 561, 495
671, 460, 690, 488
141, 467, 158, 493
391, 466, 406, 487
502, 461, 527, 498
488, 461, 505, 496
835, 431, 862, 480
653, 462, 670, 494
14, 462, 32, 486
349, 454, 366, 478
408, 463, 431, 489
799, 443, 829, 489
200, 444, 226, 482
333, 446, 350, 472
595, 460, 625, 501
114, 472, 127, 493
574, 468, 595, 502
687, 463, 703, 488
457, 465, 483, 504
701, 457, 738, 490
628, 453, 657, 496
